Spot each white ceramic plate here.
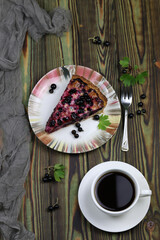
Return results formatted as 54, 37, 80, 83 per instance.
78, 161, 151, 232
28, 65, 121, 153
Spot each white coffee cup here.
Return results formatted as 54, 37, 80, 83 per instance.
91, 168, 152, 216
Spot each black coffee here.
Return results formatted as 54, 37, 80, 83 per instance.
95, 172, 135, 211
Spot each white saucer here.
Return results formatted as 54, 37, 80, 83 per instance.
78, 161, 151, 233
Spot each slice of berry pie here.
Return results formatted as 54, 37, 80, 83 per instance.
45, 75, 107, 133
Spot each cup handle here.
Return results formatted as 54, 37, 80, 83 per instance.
140, 189, 152, 197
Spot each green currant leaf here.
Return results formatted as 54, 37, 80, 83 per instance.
54, 164, 65, 170
135, 71, 148, 84
134, 65, 139, 70
120, 74, 136, 86
54, 171, 61, 182
141, 71, 148, 77
51, 164, 65, 182
119, 57, 130, 68
135, 75, 145, 84
98, 123, 106, 130
55, 170, 65, 178
99, 115, 109, 121
98, 115, 111, 130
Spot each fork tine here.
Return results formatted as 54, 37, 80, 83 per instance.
122, 86, 132, 99
126, 87, 130, 98
124, 87, 128, 98
128, 86, 132, 99
121, 86, 125, 99
122, 86, 128, 99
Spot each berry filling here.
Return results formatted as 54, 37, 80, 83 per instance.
45, 76, 107, 133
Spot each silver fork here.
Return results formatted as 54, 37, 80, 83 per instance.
121, 86, 132, 151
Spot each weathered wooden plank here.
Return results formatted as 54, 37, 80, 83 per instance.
114, 1, 160, 240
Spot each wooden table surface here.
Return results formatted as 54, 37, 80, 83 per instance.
10, 0, 160, 239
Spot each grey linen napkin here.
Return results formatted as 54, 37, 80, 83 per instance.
0, 0, 72, 239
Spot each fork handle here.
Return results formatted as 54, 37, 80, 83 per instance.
121, 109, 129, 151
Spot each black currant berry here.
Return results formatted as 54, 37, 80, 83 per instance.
57, 119, 62, 125
58, 107, 63, 112
48, 205, 54, 211
92, 38, 101, 44
45, 173, 49, 178
63, 117, 69, 121
50, 120, 55, 127
75, 122, 81, 128
48, 176, 53, 182
96, 39, 102, 44
63, 117, 68, 121
71, 130, 76, 135
103, 41, 111, 46
78, 127, 83, 132
74, 134, 79, 138
71, 112, 77, 120
42, 177, 49, 183
78, 108, 84, 114
140, 94, 146, 99
94, 36, 100, 41
53, 204, 59, 210
93, 115, 100, 120
84, 93, 88, 97
49, 88, 54, 94
128, 113, 134, 118
51, 84, 57, 90
138, 102, 143, 107
122, 69, 127, 74
142, 109, 146, 113
69, 88, 76, 94
137, 110, 141, 115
